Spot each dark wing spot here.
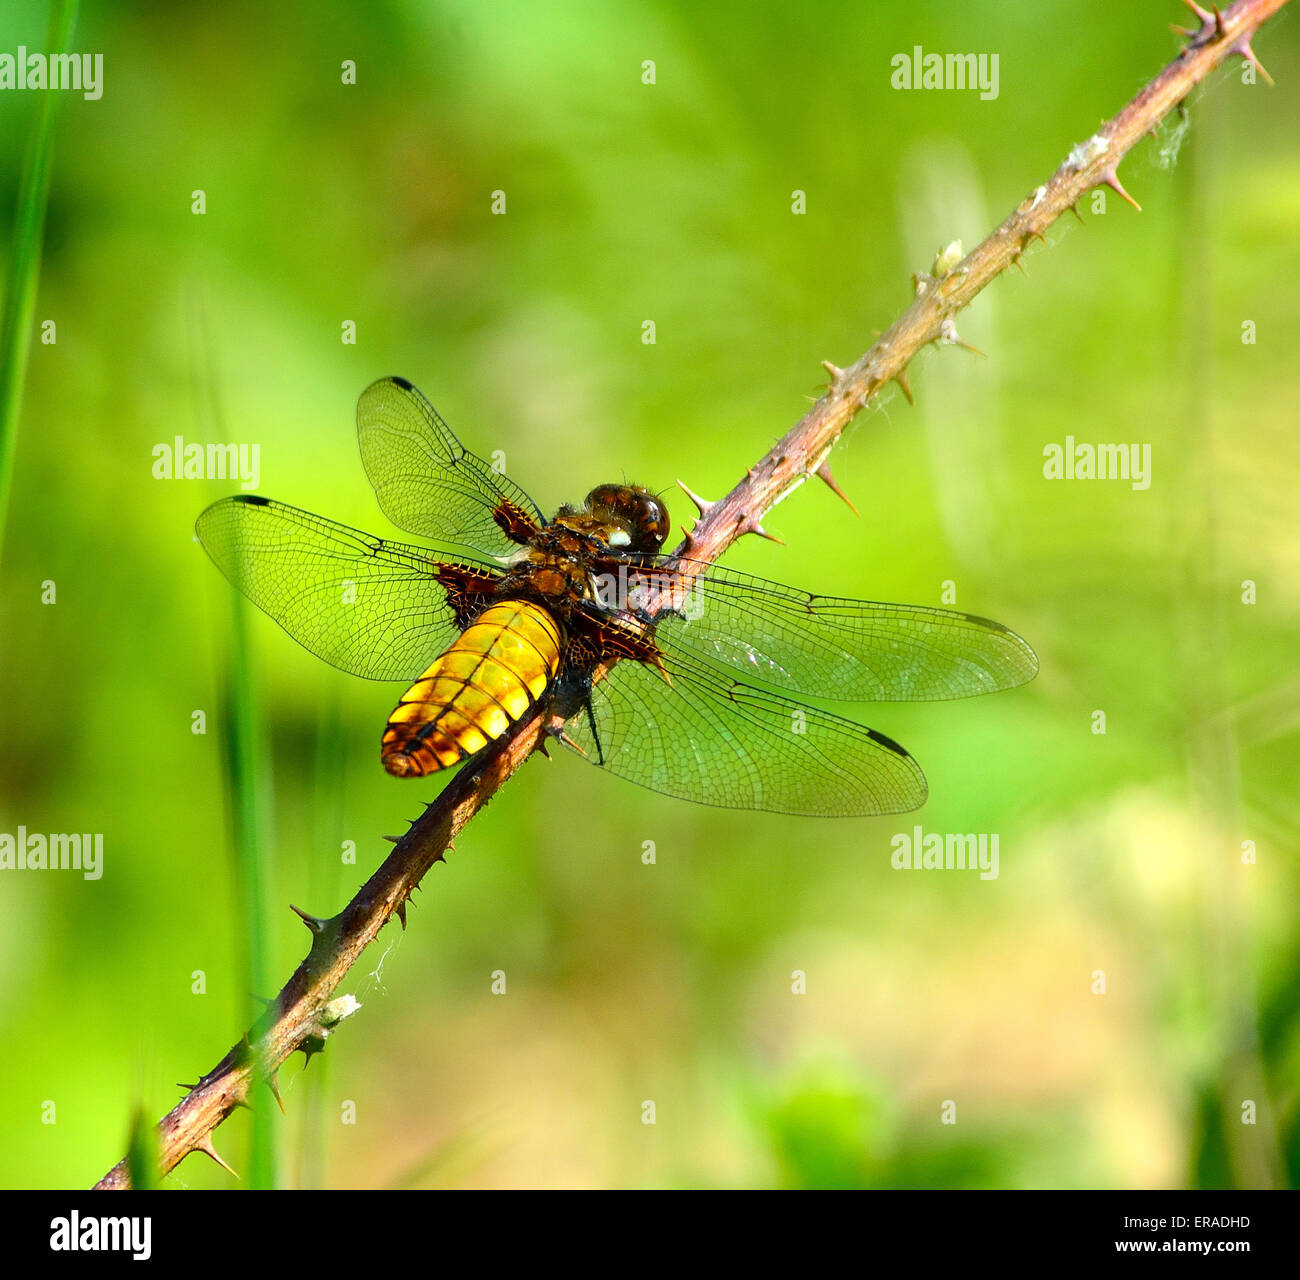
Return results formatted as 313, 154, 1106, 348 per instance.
233, 494, 270, 506
867, 727, 912, 758
390, 375, 414, 390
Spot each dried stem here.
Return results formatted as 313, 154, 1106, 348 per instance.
94, 0, 1289, 1188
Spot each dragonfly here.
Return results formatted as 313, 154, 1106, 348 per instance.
196, 376, 1037, 817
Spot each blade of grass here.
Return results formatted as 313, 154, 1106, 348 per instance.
125, 1106, 161, 1192
295, 687, 348, 1188
222, 591, 278, 1188
190, 294, 279, 1188
0, 0, 79, 564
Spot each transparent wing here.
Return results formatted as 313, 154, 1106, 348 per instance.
357, 376, 545, 557
642, 558, 1038, 702
195, 495, 500, 681
565, 646, 928, 817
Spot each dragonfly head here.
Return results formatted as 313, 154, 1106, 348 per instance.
581, 484, 670, 554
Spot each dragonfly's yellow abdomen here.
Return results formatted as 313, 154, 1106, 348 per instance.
381, 600, 562, 777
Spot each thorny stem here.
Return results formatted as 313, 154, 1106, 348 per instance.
94, 0, 1289, 1188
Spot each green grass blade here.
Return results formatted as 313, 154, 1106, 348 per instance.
125, 1106, 161, 1191
222, 592, 278, 1189
190, 293, 279, 1189
0, 0, 79, 563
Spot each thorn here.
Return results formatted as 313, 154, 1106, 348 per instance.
738, 514, 784, 544
1011, 253, 1028, 276
678, 525, 699, 554
815, 462, 859, 516
381, 834, 401, 844
820, 359, 843, 381
1231, 37, 1273, 86
676, 479, 717, 518
646, 650, 674, 688
299, 1035, 326, 1065
176, 1082, 198, 1092
266, 1071, 285, 1114
394, 898, 407, 929
1026, 229, 1047, 248
535, 736, 552, 760
939, 317, 984, 356
894, 368, 914, 404
1176, 0, 1222, 38
1068, 202, 1084, 224
196, 1135, 240, 1179
1099, 167, 1141, 212
546, 725, 588, 757
290, 904, 327, 934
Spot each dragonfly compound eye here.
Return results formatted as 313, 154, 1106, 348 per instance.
585, 485, 670, 553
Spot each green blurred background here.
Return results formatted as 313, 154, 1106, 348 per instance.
1, 0, 1297, 1189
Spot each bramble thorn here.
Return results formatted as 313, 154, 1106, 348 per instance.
676, 479, 716, 518
821, 359, 843, 381
894, 368, 914, 404
738, 515, 784, 544
290, 904, 327, 934
547, 725, 587, 756
266, 1071, 285, 1114
196, 1136, 239, 1179
1231, 37, 1273, 86
1099, 168, 1141, 211
815, 462, 859, 516
939, 317, 984, 356
648, 651, 674, 687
